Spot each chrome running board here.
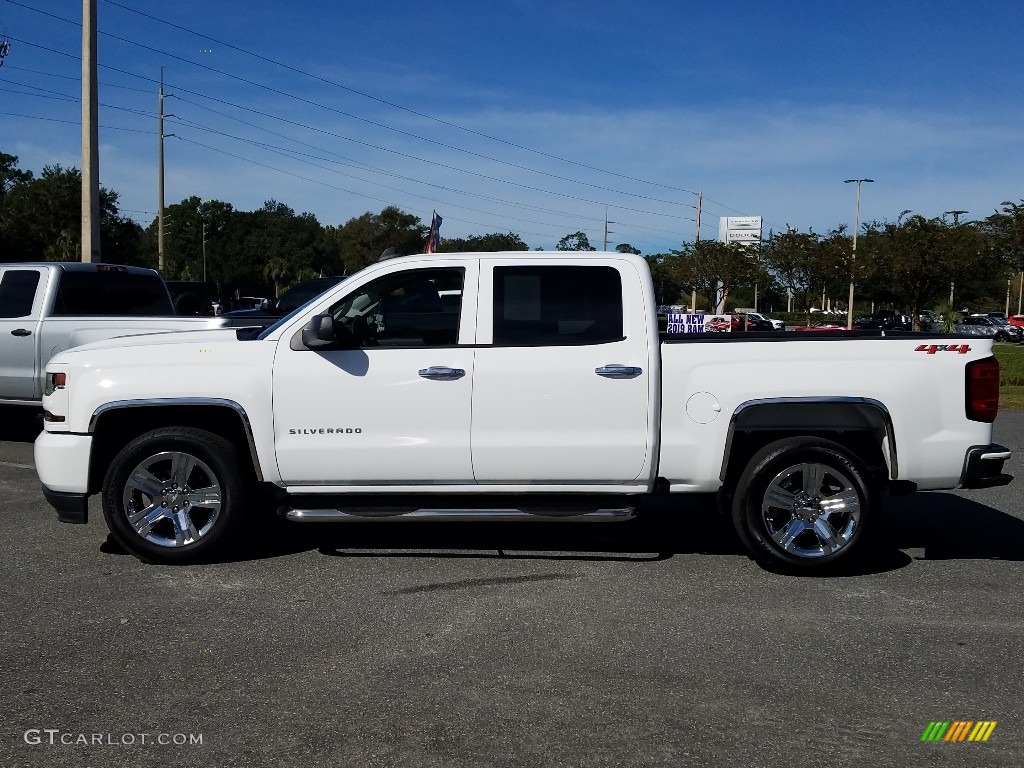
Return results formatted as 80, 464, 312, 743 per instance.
284, 507, 636, 523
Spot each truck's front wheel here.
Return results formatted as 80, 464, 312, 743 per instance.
102, 427, 246, 563
731, 437, 878, 573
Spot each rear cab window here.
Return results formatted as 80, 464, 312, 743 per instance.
52, 269, 174, 316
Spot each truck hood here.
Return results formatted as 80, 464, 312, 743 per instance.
64, 327, 250, 355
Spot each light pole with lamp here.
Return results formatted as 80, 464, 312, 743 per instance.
844, 178, 874, 329
944, 210, 968, 306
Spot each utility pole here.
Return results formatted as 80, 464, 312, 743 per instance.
944, 210, 967, 306
81, 0, 100, 263
202, 222, 207, 283
158, 68, 174, 273
694, 191, 702, 243
602, 207, 614, 251
692, 191, 702, 312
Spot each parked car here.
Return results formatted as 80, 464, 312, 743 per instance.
792, 321, 847, 332
1008, 314, 1024, 328
165, 280, 220, 317
745, 311, 785, 331
221, 276, 346, 328
735, 311, 783, 331
0, 262, 229, 406
852, 309, 908, 331
731, 313, 774, 331
36, 250, 1012, 574
956, 315, 1023, 342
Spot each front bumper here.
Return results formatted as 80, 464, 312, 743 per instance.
42, 487, 89, 524
35, 431, 93, 523
960, 443, 1013, 489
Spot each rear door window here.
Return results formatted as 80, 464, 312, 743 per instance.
0, 270, 42, 318
492, 266, 623, 345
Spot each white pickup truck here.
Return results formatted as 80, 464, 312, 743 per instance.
34, 251, 1013, 572
0, 262, 229, 406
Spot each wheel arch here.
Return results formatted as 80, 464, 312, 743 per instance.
720, 398, 896, 488
88, 399, 263, 493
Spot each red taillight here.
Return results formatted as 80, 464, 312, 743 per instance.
966, 357, 999, 423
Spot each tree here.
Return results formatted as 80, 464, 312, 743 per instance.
0, 162, 141, 264
761, 228, 848, 321
556, 231, 596, 251
675, 240, 762, 313
983, 200, 1024, 312
328, 206, 426, 273
859, 213, 993, 328
437, 231, 529, 252
615, 243, 642, 255
0, 152, 33, 199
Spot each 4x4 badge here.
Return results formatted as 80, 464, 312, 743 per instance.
915, 344, 971, 355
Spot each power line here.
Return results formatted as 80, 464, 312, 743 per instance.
100, 0, 705, 200
0, 110, 151, 133
5, 1, 695, 210
3, 64, 153, 93
170, 116, 687, 240
7, 31, 696, 225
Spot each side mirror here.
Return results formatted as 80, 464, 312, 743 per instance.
301, 314, 337, 348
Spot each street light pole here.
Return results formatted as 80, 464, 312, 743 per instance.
944, 210, 968, 307
844, 178, 874, 329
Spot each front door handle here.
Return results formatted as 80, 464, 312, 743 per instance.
595, 365, 642, 378
418, 366, 466, 381
11, 328, 31, 337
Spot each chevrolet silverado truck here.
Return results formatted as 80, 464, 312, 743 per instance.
0, 262, 230, 406
34, 252, 1013, 572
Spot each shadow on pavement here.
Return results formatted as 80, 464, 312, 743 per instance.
882, 492, 1024, 561
0, 406, 43, 443
89, 483, 1023, 574
199, 496, 747, 566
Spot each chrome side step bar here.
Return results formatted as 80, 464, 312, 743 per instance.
284, 507, 636, 523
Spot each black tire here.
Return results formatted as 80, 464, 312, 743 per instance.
994, 332, 1007, 342
101, 427, 248, 564
730, 437, 878, 573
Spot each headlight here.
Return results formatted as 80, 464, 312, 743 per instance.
44, 371, 67, 396
43, 369, 70, 427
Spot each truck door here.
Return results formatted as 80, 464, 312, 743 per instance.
471, 259, 653, 484
0, 266, 48, 402
272, 261, 478, 486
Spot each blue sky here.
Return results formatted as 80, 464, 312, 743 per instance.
1, 0, 1022, 254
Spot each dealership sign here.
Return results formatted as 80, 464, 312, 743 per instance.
719, 215, 762, 245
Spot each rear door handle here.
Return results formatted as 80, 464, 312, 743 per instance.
11, 328, 31, 337
418, 366, 466, 380
595, 365, 642, 378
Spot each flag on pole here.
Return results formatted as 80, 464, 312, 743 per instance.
425, 211, 442, 253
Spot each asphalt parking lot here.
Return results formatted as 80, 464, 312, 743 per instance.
1, 410, 1022, 768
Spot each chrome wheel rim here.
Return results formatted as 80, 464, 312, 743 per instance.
761, 462, 861, 559
122, 451, 223, 548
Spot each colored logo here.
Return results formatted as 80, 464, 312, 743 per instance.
920, 721, 996, 742
915, 344, 971, 354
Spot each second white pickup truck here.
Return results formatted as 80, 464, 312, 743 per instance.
34, 251, 1013, 572
0, 262, 229, 406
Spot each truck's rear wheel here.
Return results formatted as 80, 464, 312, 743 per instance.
102, 427, 246, 564
730, 437, 878, 573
